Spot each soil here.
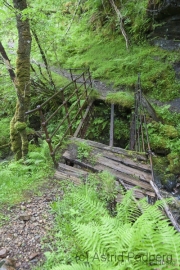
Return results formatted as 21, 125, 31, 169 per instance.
0, 178, 63, 270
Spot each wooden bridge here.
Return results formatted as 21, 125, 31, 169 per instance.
26, 69, 180, 231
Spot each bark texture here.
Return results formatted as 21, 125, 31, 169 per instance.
11, 0, 32, 160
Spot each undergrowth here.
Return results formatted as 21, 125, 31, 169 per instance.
56, 29, 180, 102
0, 142, 54, 210
37, 172, 180, 270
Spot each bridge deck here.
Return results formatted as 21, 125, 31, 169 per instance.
55, 137, 156, 200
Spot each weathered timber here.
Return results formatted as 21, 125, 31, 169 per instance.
150, 180, 180, 232
54, 170, 82, 185
57, 163, 88, 178
63, 151, 98, 172
63, 148, 151, 182
103, 151, 150, 171
96, 156, 151, 182
91, 147, 151, 172
69, 137, 147, 161
62, 137, 154, 199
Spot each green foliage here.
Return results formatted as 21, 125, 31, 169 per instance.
0, 118, 10, 146
0, 118, 11, 158
147, 121, 180, 154
167, 152, 180, 174
106, 91, 134, 108
155, 105, 180, 126
41, 180, 180, 270
85, 103, 110, 144
87, 171, 118, 204
121, 0, 150, 41
77, 142, 92, 161
58, 29, 179, 101
114, 118, 129, 143
0, 142, 53, 208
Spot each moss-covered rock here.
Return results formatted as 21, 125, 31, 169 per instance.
160, 124, 178, 138
163, 173, 177, 192
14, 121, 27, 131
106, 91, 134, 108
167, 152, 180, 174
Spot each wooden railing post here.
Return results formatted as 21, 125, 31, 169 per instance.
61, 89, 73, 135
37, 105, 55, 164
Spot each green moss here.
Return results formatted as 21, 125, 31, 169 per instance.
106, 91, 134, 108
14, 121, 27, 131
160, 125, 178, 139
167, 152, 180, 174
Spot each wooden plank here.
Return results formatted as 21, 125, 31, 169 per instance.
96, 156, 151, 182
63, 150, 151, 182
95, 150, 151, 172
93, 164, 153, 191
63, 151, 97, 172
121, 182, 156, 197
69, 137, 147, 161
150, 180, 180, 232
54, 171, 82, 185
63, 150, 153, 192
58, 163, 88, 177
74, 100, 94, 137
63, 144, 151, 180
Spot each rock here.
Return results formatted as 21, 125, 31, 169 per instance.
29, 252, 39, 261
0, 249, 7, 259
163, 174, 177, 192
148, 0, 180, 51
0, 258, 16, 270
18, 215, 31, 221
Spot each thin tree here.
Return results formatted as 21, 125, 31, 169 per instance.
10, 0, 32, 160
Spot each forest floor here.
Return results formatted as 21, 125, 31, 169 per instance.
1, 65, 180, 270
0, 178, 63, 270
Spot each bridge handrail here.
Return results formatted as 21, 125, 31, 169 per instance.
26, 68, 94, 164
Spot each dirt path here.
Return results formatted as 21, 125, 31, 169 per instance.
48, 64, 180, 111
0, 178, 63, 270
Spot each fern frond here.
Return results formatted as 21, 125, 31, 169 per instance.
72, 221, 103, 254
116, 189, 141, 224
71, 186, 108, 223
51, 263, 91, 270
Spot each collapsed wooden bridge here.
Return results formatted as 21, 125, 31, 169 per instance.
56, 137, 154, 200
26, 69, 180, 231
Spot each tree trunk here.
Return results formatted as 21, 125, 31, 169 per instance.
11, 0, 32, 160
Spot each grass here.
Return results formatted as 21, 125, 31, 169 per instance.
0, 142, 54, 224
54, 26, 180, 102
106, 91, 134, 108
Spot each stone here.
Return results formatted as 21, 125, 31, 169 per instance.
0, 248, 7, 258
19, 215, 31, 221
147, 0, 180, 51
0, 258, 16, 270
29, 252, 39, 261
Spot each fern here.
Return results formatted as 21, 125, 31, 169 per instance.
47, 183, 180, 270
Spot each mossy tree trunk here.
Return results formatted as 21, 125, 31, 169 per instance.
10, 0, 32, 160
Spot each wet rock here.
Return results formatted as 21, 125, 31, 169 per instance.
147, 1, 180, 51
163, 174, 177, 192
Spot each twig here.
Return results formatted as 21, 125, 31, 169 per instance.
150, 180, 180, 232
109, 0, 129, 49
64, 0, 82, 36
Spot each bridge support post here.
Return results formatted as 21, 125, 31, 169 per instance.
109, 103, 114, 147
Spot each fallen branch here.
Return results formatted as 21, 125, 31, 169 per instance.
150, 180, 180, 232
108, 0, 129, 49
